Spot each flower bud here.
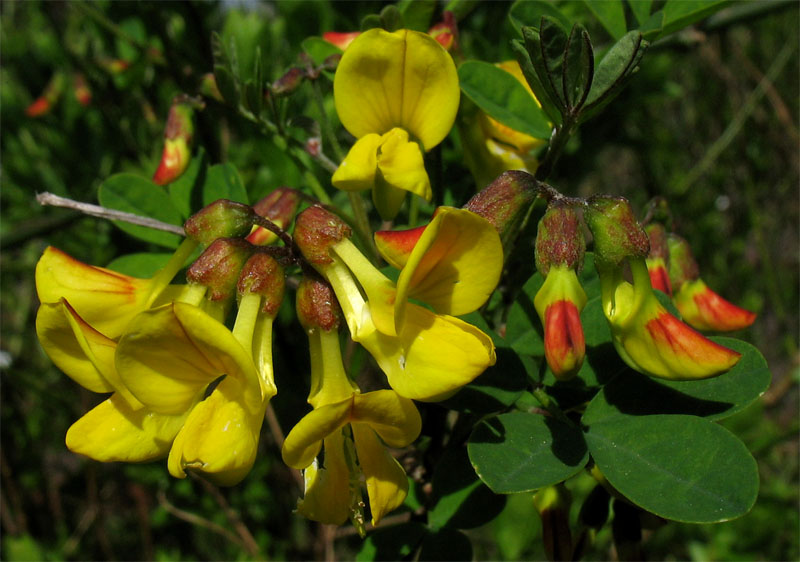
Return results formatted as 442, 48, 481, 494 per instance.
237, 252, 285, 317
667, 235, 756, 332
293, 206, 352, 265
296, 275, 342, 332
463, 170, 539, 250
73, 73, 92, 107
584, 196, 649, 266
534, 484, 573, 562
184, 199, 256, 246
26, 73, 64, 117
246, 188, 301, 245
271, 67, 306, 97
644, 223, 671, 295
153, 96, 204, 185
322, 31, 361, 51
187, 238, 254, 301
535, 203, 585, 275
428, 11, 457, 51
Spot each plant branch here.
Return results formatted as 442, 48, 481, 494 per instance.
36, 192, 185, 235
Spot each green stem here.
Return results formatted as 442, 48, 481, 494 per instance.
310, 78, 345, 162
532, 386, 573, 426
347, 192, 379, 262
535, 116, 576, 181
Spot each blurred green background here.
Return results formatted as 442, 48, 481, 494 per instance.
1, 1, 797, 560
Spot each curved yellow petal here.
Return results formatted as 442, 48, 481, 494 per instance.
168, 376, 266, 486
351, 423, 408, 525
36, 301, 114, 393
282, 396, 354, 469
395, 207, 502, 330
351, 390, 421, 448
332, 133, 381, 192
36, 246, 150, 339
334, 28, 459, 149
297, 431, 351, 525
66, 393, 188, 462
116, 302, 262, 414
361, 303, 496, 401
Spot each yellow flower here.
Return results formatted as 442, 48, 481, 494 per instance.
294, 205, 499, 402
36, 299, 189, 462
332, 28, 459, 219
282, 299, 420, 526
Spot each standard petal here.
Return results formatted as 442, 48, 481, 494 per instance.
66, 393, 188, 462
351, 390, 421, 448
36, 246, 150, 339
116, 302, 261, 414
334, 28, 459, 149
395, 207, 502, 328
361, 303, 496, 401
351, 423, 409, 525
296, 432, 351, 525
331, 133, 381, 192
282, 396, 354, 469
167, 377, 266, 486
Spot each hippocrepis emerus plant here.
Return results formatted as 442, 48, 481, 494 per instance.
31, 3, 769, 560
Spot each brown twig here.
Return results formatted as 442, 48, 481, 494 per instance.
193, 475, 263, 559
157, 489, 246, 549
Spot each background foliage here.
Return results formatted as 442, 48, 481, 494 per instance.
1, 1, 797, 560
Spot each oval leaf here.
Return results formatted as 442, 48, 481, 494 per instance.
459, 60, 551, 140
583, 0, 627, 40
468, 412, 589, 493
586, 414, 759, 523
202, 163, 249, 206
97, 173, 182, 248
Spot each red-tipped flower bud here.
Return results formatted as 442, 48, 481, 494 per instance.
237, 252, 285, 317
153, 96, 204, 185
584, 196, 649, 266
667, 235, 756, 332
73, 73, 92, 107
246, 188, 301, 245
184, 199, 256, 246
322, 31, 361, 51
293, 206, 352, 265
296, 275, 342, 332
26, 73, 64, 117
187, 238, 255, 302
428, 11, 458, 51
645, 223, 672, 295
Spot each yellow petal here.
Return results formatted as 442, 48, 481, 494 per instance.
36, 301, 114, 393
116, 302, 262, 414
334, 28, 459, 149
331, 133, 381, 192
351, 390, 421, 448
282, 396, 354, 469
376, 128, 432, 201
351, 423, 408, 525
66, 393, 188, 462
167, 376, 266, 486
361, 303, 496, 401
35, 246, 150, 339
395, 207, 502, 331
296, 432, 351, 525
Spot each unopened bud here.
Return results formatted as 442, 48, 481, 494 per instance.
271, 67, 305, 97
645, 223, 672, 295
428, 11, 458, 51
666, 234, 699, 287
153, 96, 204, 185
187, 238, 254, 301
184, 199, 256, 246
296, 275, 342, 332
464, 170, 539, 249
238, 252, 285, 316
584, 196, 649, 266
322, 31, 361, 51
73, 73, 92, 107
294, 206, 352, 265
321, 53, 342, 71
535, 203, 585, 274
26, 73, 64, 117
247, 188, 301, 245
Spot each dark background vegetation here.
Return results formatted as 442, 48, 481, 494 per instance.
1, 1, 797, 560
